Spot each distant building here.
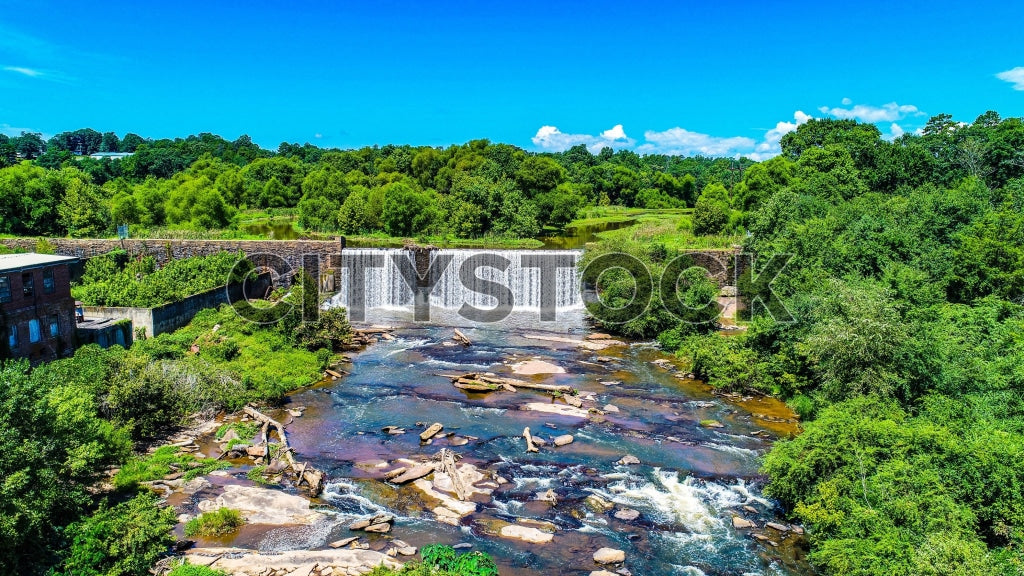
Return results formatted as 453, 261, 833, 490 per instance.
88, 152, 134, 160
0, 253, 79, 363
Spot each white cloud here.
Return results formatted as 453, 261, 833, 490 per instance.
314, 133, 323, 139
841, 97, 852, 105
818, 101, 921, 122
636, 128, 755, 157
531, 124, 635, 153
888, 123, 905, 140
996, 67, 1024, 90
1, 123, 32, 135
3, 65, 42, 77
532, 112, 815, 160
600, 124, 628, 141
750, 110, 813, 159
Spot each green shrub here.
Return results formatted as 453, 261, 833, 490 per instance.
114, 446, 229, 489
367, 545, 500, 576
184, 508, 244, 538
421, 544, 458, 571
787, 394, 815, 420
61, 492, 176, 576
72, 252, 252, 308
215, 421, 259, 441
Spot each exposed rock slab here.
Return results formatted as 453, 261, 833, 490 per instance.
197, 485, 324, 525
511, 359, 566, 375
500, 524, 554, 544
522, 402, 590, 419
184, 547, 401, 575
523, 334, 626, 350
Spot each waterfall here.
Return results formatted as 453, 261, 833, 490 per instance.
327, 249, 582, 320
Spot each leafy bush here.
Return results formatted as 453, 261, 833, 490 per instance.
114, 446, 229, 490
0, 358, 131, 575
61, 492, 175, 576
215, 421, 259, 441
421, 544, 459, 570
72, 252, 251, 307
368, 545, 500, 576
184, 508, 244, 537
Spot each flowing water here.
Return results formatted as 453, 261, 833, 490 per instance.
328, 249, 583, 314
281, 321, 806, 575
267, 249, 808, 575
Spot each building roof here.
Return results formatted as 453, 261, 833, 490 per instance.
0, 253, 78, 273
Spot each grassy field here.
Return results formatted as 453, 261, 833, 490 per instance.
583, 208, 743, 251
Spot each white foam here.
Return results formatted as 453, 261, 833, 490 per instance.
605, 469, 726, 533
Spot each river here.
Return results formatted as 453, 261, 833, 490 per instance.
273, 306, 807, 575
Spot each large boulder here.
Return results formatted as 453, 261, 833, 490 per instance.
593, 547, 626, 564
500, 524, 554, 544
198, 485, 323, 525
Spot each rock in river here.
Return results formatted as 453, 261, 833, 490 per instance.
614, 508, 640, 521
500, 524, 554, 544
553, 434, 575, 447
732, 516, 756, 529
593, 547, 626, 564
197, 485, 323, 526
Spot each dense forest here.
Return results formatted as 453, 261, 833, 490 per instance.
0, 127, 749, 239
580, 111, 1024, 575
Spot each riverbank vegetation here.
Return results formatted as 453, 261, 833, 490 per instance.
582, 113, 1024, 574
0, 271, 350, 574
368, 545, 499, 576
72, 251, 250, 307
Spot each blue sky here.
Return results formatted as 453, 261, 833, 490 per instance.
1, 0, 1023, 158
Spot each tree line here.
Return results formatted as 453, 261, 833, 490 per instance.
1, 128, 752, 239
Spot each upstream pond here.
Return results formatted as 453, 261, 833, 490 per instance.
269, 311, 808, 576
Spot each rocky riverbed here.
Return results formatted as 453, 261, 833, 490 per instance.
154, 320, 809, 576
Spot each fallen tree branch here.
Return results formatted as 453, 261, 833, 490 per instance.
244, 406, 325, 496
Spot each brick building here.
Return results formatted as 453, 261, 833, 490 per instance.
0, 253, 78, 363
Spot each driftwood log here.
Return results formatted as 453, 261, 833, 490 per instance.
523, 427, 540, 453
452, 373, 575, 395
243, 406, 325, 496
432, 448, 467, 500
453, 329, 472, 346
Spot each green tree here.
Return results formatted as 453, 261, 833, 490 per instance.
61, 493, 176, 576
692, 182, 730, 235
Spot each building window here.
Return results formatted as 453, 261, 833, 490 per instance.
43, 268, 55, 294
0, 276, 9, 303
49, 315, 59, 338
22, 273, 34, 298
28, 319, 41, 343
7, 325, 17, 350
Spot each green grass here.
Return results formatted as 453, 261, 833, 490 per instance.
215, 421, 259, 441
246, 465, 271, 484
184, 508, 244, 537
135, 304, 332, 407
341, 231, 543, 249
591, 210, 741, 250
569, 205, 689, 228
114, 445, 230, 489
